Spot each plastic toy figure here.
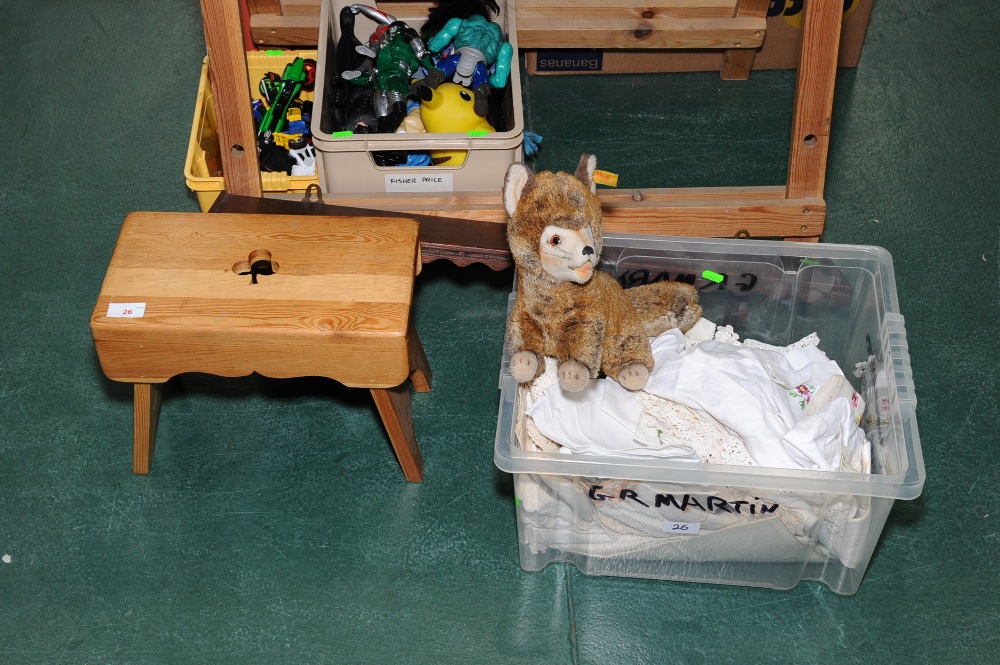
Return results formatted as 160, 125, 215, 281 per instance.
420, 0, 500, 41
255, 57, 316, 173
256, 57, 316, 140
413, 14, 512, 117
419, 82, 495, 166
342, 19, 435, 133
288, 137, 316, 176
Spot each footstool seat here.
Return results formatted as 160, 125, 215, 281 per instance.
90, 211, 431, 481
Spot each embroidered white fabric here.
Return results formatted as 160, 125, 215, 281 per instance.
522, 322, 869, 473
643, 328, 869, 471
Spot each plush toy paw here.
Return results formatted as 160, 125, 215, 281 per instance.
557, 360, 591, 392
509, 351, 539, 383
616, 363, 650, 392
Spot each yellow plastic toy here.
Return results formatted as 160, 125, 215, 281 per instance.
419, 82, 494, 166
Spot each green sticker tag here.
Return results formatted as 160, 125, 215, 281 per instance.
514, 497, 521, 507
331, 131, 353, 138
467, 129, 489, 137
264, 49, 284, 56
702, 270, 725, 283
800, 258, 820, 266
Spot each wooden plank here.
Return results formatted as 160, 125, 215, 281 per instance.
516, 0, 734, 6
380, 1, 436, 16
95, 299, 411, 343
94, 333, 413, 386
785, 0, 843, 200
720, 0, 769, 80
516, 16, 765, 49
98, 212, 418, 299
266, 0, 472, 18
517, 2, 735, 20
248, 2, 746, 26
97, 272, 414, 303
95, 297, 410, 331
249, 1, 438, 45
201, 0, 262, 196
315, 186, 825, 238
209, 193, 514, 270
237, 187, 826, 238
247, 0, 282, 15
249, 1, 761, 49
275, 0, 320, 16
319, 185, 801, 207
516, 0, 734, 10
250, 13, 321, 46
207, 186, 823, 275
601, 196, 824, 237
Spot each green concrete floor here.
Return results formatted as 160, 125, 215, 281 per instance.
1, 0, 998, 662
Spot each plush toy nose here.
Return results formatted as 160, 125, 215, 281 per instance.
582, 246, 595, 256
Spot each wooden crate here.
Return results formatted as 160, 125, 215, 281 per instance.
247, 0, 766, 51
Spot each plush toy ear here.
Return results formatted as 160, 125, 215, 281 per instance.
503, 163, 532, 218
574, 154, 597, 194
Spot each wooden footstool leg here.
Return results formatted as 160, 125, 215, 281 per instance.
408, 324, 432, 394
133, 383, 163, 474
371, 385, 424, 482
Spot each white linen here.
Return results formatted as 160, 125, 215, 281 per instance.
514, 320, 874, 570
524, 324, 869, 473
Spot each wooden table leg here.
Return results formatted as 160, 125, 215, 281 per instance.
408, 325, 432, 394
371, 385, 424, 482
133, 383, 163, 474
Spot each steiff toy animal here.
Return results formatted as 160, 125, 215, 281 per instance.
503, 154, 703, 392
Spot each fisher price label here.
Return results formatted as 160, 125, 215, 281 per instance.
385, 173, 454, 193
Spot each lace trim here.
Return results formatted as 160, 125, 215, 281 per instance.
634, 393, 756, 467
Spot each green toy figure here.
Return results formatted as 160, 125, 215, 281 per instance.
342, 21, 435, 133
413, 14, 513, 117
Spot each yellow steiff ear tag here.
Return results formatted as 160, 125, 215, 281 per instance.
592, 169, 619, 187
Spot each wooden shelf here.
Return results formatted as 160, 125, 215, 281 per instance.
199, 0, 842, 253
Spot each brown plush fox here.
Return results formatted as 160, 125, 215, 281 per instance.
503, 154, 703, 392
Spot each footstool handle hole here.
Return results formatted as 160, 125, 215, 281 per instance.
232, 249, 279, 284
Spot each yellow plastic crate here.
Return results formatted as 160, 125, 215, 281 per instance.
184, 50, 320, 212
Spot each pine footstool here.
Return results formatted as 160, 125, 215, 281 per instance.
90, 211, 431, 481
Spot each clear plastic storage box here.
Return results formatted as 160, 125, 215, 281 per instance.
311, 0, 524, 195
493, 235, 923, 595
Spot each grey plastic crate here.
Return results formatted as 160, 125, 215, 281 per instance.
311, 0, 524, 195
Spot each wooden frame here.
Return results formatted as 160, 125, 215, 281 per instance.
200, 0, 843, 244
